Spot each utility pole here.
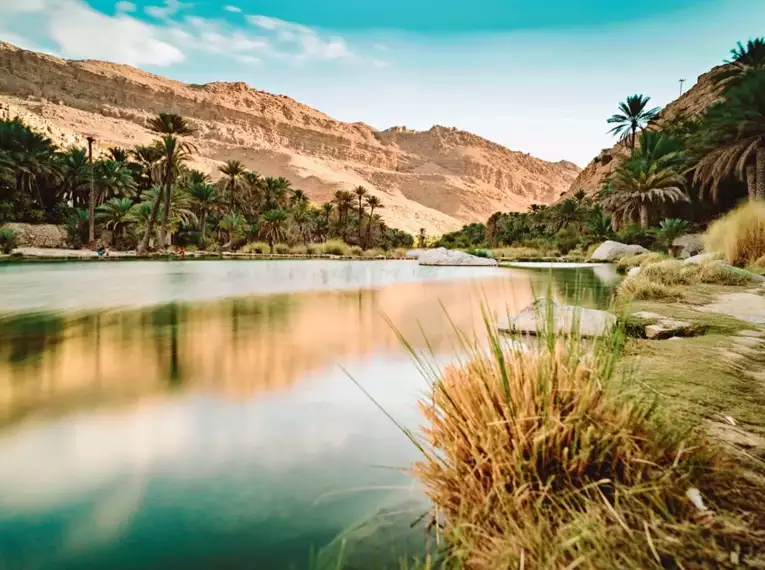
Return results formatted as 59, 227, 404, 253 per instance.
679, 79, 686, 96
87, 136, 95, 244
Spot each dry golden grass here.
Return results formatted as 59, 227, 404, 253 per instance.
410, 316, 765, 569
618, 275, 684, 301
706, 201, 765, 267
615, 252, 667, 274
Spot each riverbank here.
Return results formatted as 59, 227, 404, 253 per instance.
404, 263, 765, 568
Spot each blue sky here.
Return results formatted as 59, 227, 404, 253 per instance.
0, 0, 762, 165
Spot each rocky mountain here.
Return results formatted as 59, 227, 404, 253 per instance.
0, 41, 580, 234
565, 65, 726, 198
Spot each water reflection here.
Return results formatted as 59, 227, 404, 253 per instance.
0, 261, 617, 570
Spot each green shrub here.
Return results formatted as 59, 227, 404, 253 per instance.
552, 227, 582, 255
615, 224, 658, 250
274, 243, 290, 254
289, 244, 308, 255
349, 245, 363, 256
306, 243, 324, 255
658, 218, 689, 248
240, 241, 270, 254
466, 248, 492, 258
0, 228, 19, 254
615, 252, 666, 273
324, 239, 351, 256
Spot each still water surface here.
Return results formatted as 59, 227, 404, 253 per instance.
0, 260, 617, 569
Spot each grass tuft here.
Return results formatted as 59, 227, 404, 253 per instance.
618, 275, 684, 300
706, 201, 765, 267
616, 252, 667, 274
240, 241, 270, 254
324, 239, 352, 256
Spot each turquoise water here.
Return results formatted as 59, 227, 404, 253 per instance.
0, 260, 618, 570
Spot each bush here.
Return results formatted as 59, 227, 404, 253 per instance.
615, 252, 666, 273
0, 228, 19, 254
552, 227, 582, 255
324, 239, 351, 256
618, 275, 683, 300
615, 224, 659, 250
465, 248, 492, 258
706, 201, 765, 267
393, 247, 408, 258
240, 241, 270, 254
306, 243, 324, 255
289, 244, 308, 255
274, 243, 290, 254
349, 245, 363, 256
411, 315, 746, 569
363, 248, 384, 257
658, 218, 689, 248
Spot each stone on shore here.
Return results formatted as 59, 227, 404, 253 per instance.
673, 234, 704, 259
684, 252, 717, 265
632, 311, 695, 339
418, 247, 498, 267
590, 240, 648, 261
627, 266, 641, 278
498, 299, 617, 337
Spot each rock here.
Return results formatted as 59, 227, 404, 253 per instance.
627, 266, 641, 278
590, 240, 648, 261
632, 311, 664, 320
418, 247, 498, 267
404, 249, 426, 259
498, 298, 617, 337
645, 318, 693, 340
1, 223, 69, 248
717, 264, 765, 283
673, 234, 704, 259
684, 252, 717, 265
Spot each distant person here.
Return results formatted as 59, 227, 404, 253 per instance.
97, 246, 105, 257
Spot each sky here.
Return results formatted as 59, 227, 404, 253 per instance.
0, 0, 763, 166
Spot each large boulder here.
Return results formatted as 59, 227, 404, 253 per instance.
498, 298, 617, 337
1, 223, 68, 248
418, 247, 498, 267
590, 240, 648, 261
673, 234, 704, 259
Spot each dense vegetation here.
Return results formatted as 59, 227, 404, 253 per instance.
0, 114, 413, 254
438, 38, 765, 256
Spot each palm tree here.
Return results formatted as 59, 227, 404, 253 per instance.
94, 159, 136, 203
291, 201, 309, 242
607, 95, 660, 149
218, 159, 248, 213
0, 119, 61, 207
602, 132, 688, 228
333, 190, 354, 241
59, 146, 89, 207
714, 38, 765, 87
262, 176, 291, 211
364, 195, 383, 248
290, 188, 308, 207
259, 209, 288, 253
138, 113, 196, 255
108, 147, 129, 163
694, 71, 765, 201
353, 186, 368, 244
96, 197, 135, 246
418, 228, 426, 249
131, 144, 163, 190
187, 181, 221, 247
217, 212, 248, 249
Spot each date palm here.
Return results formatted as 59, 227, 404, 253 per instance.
131, 144, 163, 190
333, 190, 354, 241
96, 197, 135, 246
138, 113, 196, 255
94, 159, 137, 203
291, 201, 309, 242
694, 70, 765, 201
187, 181, 221, 247
218, 159, 248, 213
602, 132, 688, 228
364, 195, 383, 248
108, 147, 129, 163
263, 176, 290, 211
353, 186, 368, 244
259, 209, 287, 253
217, 212, 248, 249
607, 94, 660, 149
59, 146, 90, 206
714, 38, 765, 87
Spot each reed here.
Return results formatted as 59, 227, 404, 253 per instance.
706, 201, 765, 267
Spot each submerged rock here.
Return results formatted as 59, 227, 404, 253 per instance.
418, 247, 498, 266
499, 298, 617, 337
590, 240, 648, 261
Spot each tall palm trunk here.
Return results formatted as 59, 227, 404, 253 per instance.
200, 210, 207, 248
610, 213, 620, 233
357, 197, 364, 244
630, 124, 637, 150
747, 164, 757, 201
365, 205, 376, 248
757, 147, 765, 200
138, 186, 164, 255
639, 203, 649, 229
159, 158, 173, 249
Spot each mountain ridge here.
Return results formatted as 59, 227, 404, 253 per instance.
0, 41, 580, 233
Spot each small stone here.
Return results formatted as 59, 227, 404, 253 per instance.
590, 240, 648, 262
626, 266, 641, 278
645, 318, 693, 340
632, 311, 663, 321
684, 252, 717, 265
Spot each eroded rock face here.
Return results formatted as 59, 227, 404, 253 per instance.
0, 41, 581, 235
1, 223, 68, 248
498, 298, 617, 338
417, 248, 498, 266
590, 240, 648, 261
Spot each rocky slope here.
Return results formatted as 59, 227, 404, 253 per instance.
566, 65, 727, 198
0, 41, 579, 234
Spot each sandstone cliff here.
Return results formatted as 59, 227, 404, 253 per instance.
0, 41, 580, 234
566, 65, 727, 198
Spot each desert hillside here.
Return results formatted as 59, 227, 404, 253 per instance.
0, 41, 579, 234
566, 65, 726, 198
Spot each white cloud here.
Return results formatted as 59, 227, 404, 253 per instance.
233, 54, 260, 65
47, 0, 184, 66
114, 1, 136, 13
224, 5, 242, 13
144, 0, 184, 20
246, 14, 354, 62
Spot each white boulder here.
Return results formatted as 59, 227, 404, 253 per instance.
498, 299, 617, 338
627, 266, 641, 278
418, 247, 498, 267
590, 240, 648, 262
684, 252, 717, 265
